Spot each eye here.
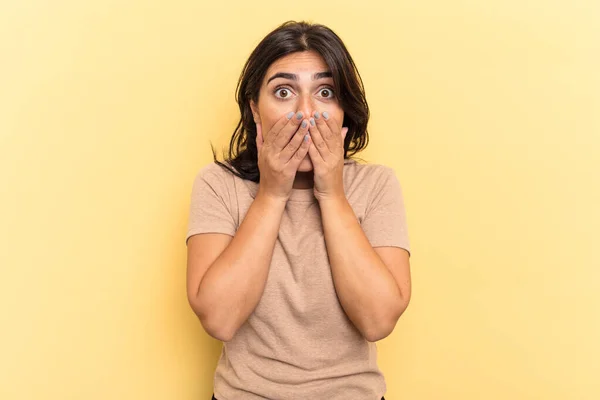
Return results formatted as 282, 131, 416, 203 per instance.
274, 87, 293, 99
318, 87, 335, 99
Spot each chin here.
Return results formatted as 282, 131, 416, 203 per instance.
296, 156, 314, 172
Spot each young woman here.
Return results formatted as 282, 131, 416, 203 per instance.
186, 21, 411, 400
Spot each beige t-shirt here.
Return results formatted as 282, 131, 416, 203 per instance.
186, 159, 410, 400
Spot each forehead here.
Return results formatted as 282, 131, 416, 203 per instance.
265, 51, 329, 77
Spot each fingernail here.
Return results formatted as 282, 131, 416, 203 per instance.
301, 120, 308, 128
310, 118, 315, 126
296, 111, 303, 120
304, 134, 310, 142
286, 111, 294, 120
314, 111, 320, 120
323, 111, 329, 120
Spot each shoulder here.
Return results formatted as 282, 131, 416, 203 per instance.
196, 161, 234, 179
343, 159, 399, 188
189, 162, 242, 205
193, 161, 237, 187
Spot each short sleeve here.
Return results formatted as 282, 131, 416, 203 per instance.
361, 166, 411, 254
185, 164, 237, 244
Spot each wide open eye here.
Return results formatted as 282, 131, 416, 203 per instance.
318, 87, 335, 99
274, 87, 294, 99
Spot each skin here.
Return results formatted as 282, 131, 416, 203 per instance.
187, 51, 411, 343
251, 51, 346, 189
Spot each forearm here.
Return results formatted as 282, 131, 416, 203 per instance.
319, 196, 405, 342
196, 192, 286, 341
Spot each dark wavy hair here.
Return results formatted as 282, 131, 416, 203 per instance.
213, 21, 370, 182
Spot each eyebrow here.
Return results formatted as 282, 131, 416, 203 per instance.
266, 71, 333, 84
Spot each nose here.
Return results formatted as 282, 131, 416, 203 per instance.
297, 95, 315, 120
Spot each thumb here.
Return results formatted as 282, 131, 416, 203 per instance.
341, 127, 348, 140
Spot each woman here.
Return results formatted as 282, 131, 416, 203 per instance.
186, 21, 411, 400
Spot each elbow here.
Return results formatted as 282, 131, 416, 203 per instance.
200, 316, 237, 342
188, 297, 238, 342
363, 298, 411, 342
360, 311, 398, 342
363, 321, 396, 342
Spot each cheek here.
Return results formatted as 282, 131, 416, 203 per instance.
259, 103, 289, 136
319, 102, 343, 123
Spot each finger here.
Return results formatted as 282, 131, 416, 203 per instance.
315, 111, 342, 150
308, 115, 331, 159
282, 118, 310, 163
287, 128, 312, 168
265, 111, 297, 146
273, 111, 304, 150
307, 141, 325, 168
256, 123, 264, 154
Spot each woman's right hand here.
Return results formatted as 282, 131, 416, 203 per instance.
256, 111, 311, 201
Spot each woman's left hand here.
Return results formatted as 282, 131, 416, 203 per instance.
307, 111, 349, 201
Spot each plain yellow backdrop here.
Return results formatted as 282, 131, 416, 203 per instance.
1, 0, 599, 399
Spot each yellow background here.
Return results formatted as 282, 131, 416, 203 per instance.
1, 0, 599, 399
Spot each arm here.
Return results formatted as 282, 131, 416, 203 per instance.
319, 196, 411, 342
305, 111, 411, 342
186, 193, 286, 342
186, 111, 311, 342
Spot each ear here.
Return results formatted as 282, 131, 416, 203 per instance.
250, 100, 261, 124
341, 127, 348, 140
256, 122, 263, 154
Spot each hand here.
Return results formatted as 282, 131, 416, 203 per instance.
256, 111, 311, 201
307, 111, 349, 201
